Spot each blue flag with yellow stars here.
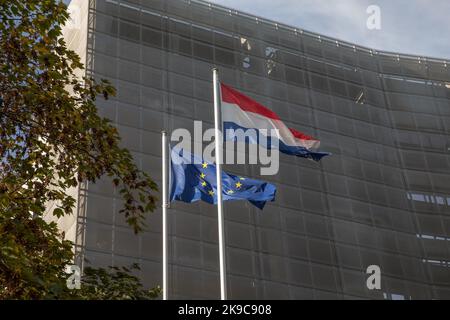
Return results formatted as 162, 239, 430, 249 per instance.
169, 147, 276, 210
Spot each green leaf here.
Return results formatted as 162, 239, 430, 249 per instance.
53, 207, 64, 217
0, 0, 158, 300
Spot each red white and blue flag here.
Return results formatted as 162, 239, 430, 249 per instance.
221, 83, 330, 161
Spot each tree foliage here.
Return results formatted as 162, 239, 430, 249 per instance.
0, 0, 159, 299
76, 265, 161, 300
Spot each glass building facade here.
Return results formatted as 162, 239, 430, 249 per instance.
66, 0, 450, 299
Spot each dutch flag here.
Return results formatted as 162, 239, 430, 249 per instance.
221, 83, 331, 161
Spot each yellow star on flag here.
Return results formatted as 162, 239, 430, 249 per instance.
200, 173, 206, 179
235, 181, 242, 189
239, 177, 246, 181
201, 181, 207, 187
202, 162, 208, 169
208, 190, 215, 196
227, 190, 235, 194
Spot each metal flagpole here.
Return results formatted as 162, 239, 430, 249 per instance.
212, 68, 227, 300
161, 131, 169, 300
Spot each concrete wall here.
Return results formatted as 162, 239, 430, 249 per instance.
44, 0, 90, 250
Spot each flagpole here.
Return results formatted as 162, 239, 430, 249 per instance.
161, 131, 169, 300
213, 68, 227, 300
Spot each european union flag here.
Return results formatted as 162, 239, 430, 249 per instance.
170, 148, 276, 209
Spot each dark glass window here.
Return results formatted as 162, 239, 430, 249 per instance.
119, 20, 140, 42
193, 42, 214, 61
142, 27, 162, 47
95, 13, 118, 35
214, 47, 235, 66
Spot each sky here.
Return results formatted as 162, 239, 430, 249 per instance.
208, 0, 450, 60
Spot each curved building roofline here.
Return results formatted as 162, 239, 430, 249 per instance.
191, 0, 449, 65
